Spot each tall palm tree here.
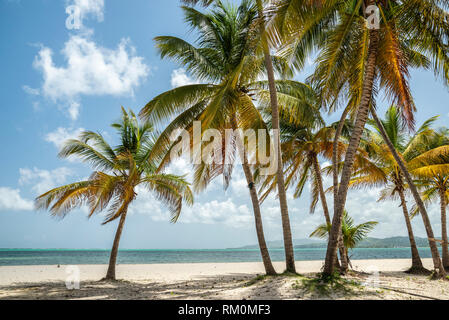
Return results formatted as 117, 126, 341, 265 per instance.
310, 210, 378, 267
258, 88, 352, 271
271, 0, 449, 276
181, 0, 297, 273
140, 1, 306, 275
35, 108, 193, 280
408, 129, 449, 269
256, 0, 296, 273
349, 106, 438, 273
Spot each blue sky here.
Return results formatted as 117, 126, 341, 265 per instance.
1, 0, 449, 250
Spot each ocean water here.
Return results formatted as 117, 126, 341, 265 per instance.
0, 247, 440, 266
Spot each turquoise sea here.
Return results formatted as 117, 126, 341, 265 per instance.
0, 247, 441, 266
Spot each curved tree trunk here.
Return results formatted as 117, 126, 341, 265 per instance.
398, 188, 424, 271
439, 189, 449, 269
241, 157, 277, 275
322, 26, 380, 277
337, 234, 349, 273
232, 116, 277, 275
312, 154, 342, 270
371, 108, 445, 276
257, 1, 296, 273
312, 154, 331, 225
105, 210, 128, 280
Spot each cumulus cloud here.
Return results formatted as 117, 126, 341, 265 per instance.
0, 187, 34, 211
33, 36, 149, 120
171, 68, 195, 88
19, 167, 73, 195
130, 185, 253, 228
45, 127, 85, 150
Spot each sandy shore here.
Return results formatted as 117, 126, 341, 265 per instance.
1, 259, 448, 300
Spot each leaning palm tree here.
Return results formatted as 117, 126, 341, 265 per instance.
349, 106, 439, 273
35, 108, 193, 280
181, 0, 297, 273
140, 1, 310, 275
271, 0, 449, 276
310, 211, 378, 268
408, 129, 449, 269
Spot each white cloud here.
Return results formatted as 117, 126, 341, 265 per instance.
130, 185, 253, 228
0, 187, 34, 211
45, 127, 85, 150
19, 167, 73, 195
33, 36, 149, 120
171, 68, 195, 88
22, 85, 40, 96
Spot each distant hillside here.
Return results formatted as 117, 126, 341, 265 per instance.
294, 236, 435, 249
234, 236, 436, 250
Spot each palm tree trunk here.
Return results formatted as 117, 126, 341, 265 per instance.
329, 110, 351, 273
241, 157, 277, 275
332, 106, 350, 273
105, 210, 128, 280
337, 234, 349, 273
257, 1, 296, 273
439, 189, 449, 269
322, 26, 380, 277
371, 108, 446, 276
232, 116, 277, 275
398, 188, 424, 271
312, 154, 342, 270
312, 154, 331, 225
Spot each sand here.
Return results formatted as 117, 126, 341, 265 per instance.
1, 259, 448, 300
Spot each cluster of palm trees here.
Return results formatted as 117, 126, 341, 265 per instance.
36, 0, 449, 281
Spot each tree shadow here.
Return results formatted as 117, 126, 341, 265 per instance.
0, 271, 445, 300
0, 273, 257, 300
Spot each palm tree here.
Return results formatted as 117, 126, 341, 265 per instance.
181, 0, 297, 273
349, 106, 439, 273
35, 108, 193, 280
140, 1, 307, 275
310, 211, 378, 267
271, 0, 449, 276
408, 129, 449, 269
256, 0, 296, 273
258, 88, 352, 271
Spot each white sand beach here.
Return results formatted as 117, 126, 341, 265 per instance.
1, 259, 448, 300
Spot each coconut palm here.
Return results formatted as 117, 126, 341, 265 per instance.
257, 88, 353, 271
140, 1, 314, 275
181, 0, 297, 273
271, 0, 449, 276
408, 129, 449, 269
310, 210, 378, 267
349, 106, 439, 273
35, 108, 193, 280
256, 0, 297, 273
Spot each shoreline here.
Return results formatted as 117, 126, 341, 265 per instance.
0, 258, 437, 286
